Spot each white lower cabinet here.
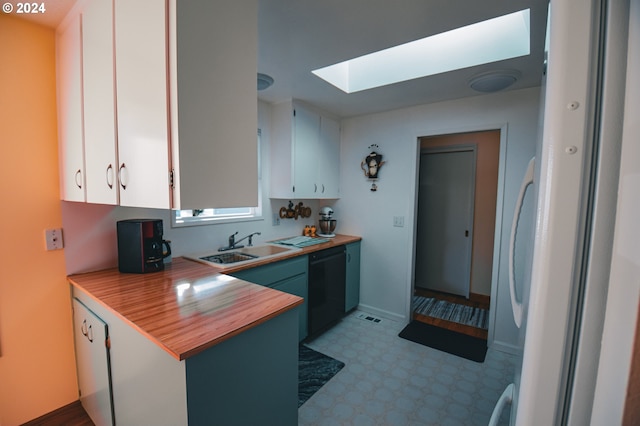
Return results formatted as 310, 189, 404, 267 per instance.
72, 298, 114, 426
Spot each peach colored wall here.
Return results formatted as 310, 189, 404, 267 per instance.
420, 130, 500, 296
0, 16, 78, 425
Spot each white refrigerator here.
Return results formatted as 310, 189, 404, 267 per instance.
491, 0, 640, 424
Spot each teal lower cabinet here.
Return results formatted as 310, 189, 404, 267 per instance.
345, 242, 361, 312
185, 309, 298, 425
229, 256, 308, 341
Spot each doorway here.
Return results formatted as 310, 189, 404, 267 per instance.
415, 146, 476, 298
413, 130, 501, 339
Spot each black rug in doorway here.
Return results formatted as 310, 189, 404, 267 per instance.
399, 321, 487, 363
298, 345, 345, 407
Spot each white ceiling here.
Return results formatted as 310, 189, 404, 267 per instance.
257, 0, 548, 118
19, 0, 548, 119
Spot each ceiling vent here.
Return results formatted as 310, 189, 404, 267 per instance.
468, 70, 521, 93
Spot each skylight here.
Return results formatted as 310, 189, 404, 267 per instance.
312, 9, 530, 93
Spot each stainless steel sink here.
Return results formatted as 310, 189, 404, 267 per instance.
184, 243, 301, 269
199, 252, 258, 264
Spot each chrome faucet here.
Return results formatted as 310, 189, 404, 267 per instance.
219, 231, 261, 251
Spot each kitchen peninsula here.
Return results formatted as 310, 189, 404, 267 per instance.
69, 258, 303, 426
68, 234, 361, 425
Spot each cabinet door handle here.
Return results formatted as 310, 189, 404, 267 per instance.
314, 183, 317, 193
81, 319, 88, 337
119, 163, 127, 190
74, 169, 82, 189
106, 164, 114, 189
322, 184, 325, 193
86, 324, 93, 343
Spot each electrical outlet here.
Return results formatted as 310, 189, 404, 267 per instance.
393, 216, 405, 227
272, 213, 281, 226
45, 228, 64, 250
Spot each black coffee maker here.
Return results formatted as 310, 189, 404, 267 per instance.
117, 219, 171, 273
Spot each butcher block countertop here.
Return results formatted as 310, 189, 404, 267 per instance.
68, 234, 361, 361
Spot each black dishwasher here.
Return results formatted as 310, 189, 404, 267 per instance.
308, 246, 346, 337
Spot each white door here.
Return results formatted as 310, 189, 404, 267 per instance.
415, 147, 476, 298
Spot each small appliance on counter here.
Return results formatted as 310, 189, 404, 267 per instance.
317, 206, 337, 238
117, 219, 171, 273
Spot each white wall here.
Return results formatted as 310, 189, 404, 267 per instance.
335, 87, 540, 351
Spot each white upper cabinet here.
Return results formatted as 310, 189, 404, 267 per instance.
114, 0, 171, 209
292, 105, 321, 197
56, 12, 85, 202
271, 100, 340, 199
56, 0, 258, 210
82, 0, 118, 205
318, 116, 340, 198
169, 0, 258, 209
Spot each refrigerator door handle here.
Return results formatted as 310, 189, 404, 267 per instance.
489, 383, 514, 426
509, 157, 535, 328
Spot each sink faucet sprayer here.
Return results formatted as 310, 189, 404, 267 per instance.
219, 231, 261, 251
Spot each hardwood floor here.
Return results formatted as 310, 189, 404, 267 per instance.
413, 288, 490, 340
22, 401, 93, 426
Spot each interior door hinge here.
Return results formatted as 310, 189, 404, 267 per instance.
169, 169, 175, 189
465, 230, 469, 237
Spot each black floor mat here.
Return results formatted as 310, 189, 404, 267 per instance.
399, 321, 487, 363
298, 345, 345, 407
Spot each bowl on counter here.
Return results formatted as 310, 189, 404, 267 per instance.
318, 219, 336, 236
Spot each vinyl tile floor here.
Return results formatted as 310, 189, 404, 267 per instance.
299, 310, 516, 426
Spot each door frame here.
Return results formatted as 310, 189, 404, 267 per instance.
416, 144, 477, 298
407, 123, 508, 347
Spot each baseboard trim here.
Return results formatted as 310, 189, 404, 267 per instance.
22, 400, 90, 426
490, 340, 522, 356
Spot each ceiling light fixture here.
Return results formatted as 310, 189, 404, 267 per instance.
468, 69, 521, 92
257, 73, 274, 90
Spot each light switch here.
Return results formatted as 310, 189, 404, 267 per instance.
45, 228, 64, 250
